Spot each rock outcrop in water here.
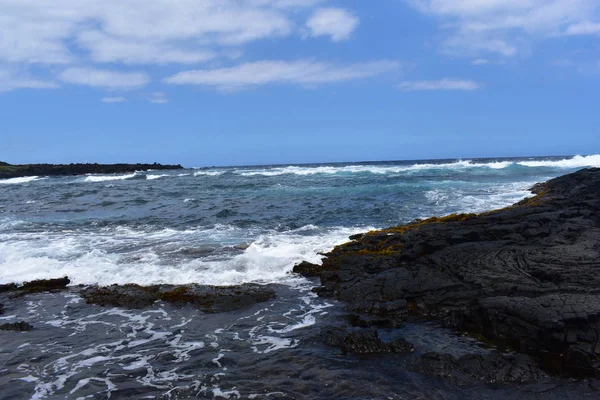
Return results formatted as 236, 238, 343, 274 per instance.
296, 168, 600, 378
0, 162, 183, 179
0, 277, 70, 298
82, 283, 276, 313
0, 321, 33, 332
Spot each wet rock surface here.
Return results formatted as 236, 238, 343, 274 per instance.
408, 352, 549, 384
0, 321, 33, 332
81, 283, 276, 312
0, 277, 71, 298
321, 327, 413, 354
296, 168, 600, 377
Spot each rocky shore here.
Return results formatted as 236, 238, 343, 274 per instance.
295, 167, 600, 378
0, 278, 275, 329
0, 161, 183, 179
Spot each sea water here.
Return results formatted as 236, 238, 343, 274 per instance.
1, 155, 599, 399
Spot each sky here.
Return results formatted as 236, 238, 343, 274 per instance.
1, 0, 599, 167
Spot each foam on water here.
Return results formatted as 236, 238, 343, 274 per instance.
517, 154, 600, 168
0, 225, 368, 286
82, 172, 137, 183
146, 174, 169, 180
0, 176, 42, 184
231, 154, 600, 176
194, 170, 225, 177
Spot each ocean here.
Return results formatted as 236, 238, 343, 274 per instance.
1, 155, 599, 399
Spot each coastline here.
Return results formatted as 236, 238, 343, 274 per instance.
0, 161, 183, 179
295, 167, 600, 378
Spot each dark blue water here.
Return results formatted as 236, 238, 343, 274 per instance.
1, 155, 599, 399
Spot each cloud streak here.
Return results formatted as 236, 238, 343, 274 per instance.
406, 0, 600, 56
101, 96, 127, 103
399, 79, 481, 91
59, 68, 149, 90
164, 60, 399, 90
0, 69, 59, 92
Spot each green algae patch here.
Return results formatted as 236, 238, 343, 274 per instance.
368, 213, 478, 236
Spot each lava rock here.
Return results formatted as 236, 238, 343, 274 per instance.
292, 261, 322, 277
0, 283, 18, 293
312, 168, 600, 377
0, 162, 183, 179
0, 321, 33, 332
409, 352, 548, 384
5, 277, 71, 298
82, 283, 276, 313
321, 327, 413, 354
81, 284, 158, 309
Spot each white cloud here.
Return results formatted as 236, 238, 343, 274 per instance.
406, 0, 600, 56
164, 60, 399, 90
565, 21, 600, 35
101, 96, 127, 103
472, 58, 490, 65
59, 68, 149, 89
77, 31, 216, 65
0, 68, 59, 92
306, 8, 359, 41
147, 92, 169, 104
399, 79, 481, 91
0, 0, 319, 67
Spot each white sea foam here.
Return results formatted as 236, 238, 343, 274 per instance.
517, 154, 600, 168
232, 155, 600, 176
83, 172, 137, 183
424, 181, 536, 216
0, 225, 368, 287
146, 174, 169, 180
194, 170, 225, 176
0, 176, 41, 184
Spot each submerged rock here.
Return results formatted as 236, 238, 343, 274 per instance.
321, 327, 413, 354
0, 321, 33, 332
297, 168, 600, 377
82, 283, 276, 312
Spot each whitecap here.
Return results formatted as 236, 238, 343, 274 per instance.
194, 170, 224, 177
146, 174, 169, 180
517, 154, 600, 168
0, 176, 41, 184
83, 172, 137, 183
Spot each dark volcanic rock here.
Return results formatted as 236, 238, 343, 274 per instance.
0, 283, 18, 293
0, 321, 33, 332
82, 283, 276, 312
321, 327, 413, 354
2, 277, 70, 298
21, 277, 70, 293
0, 303, 4, 315
292, 261, 322, 277
309, 168, 600, 377
81, 284, 158, 309
409, 352, 548, 384
0, 162, 183, 179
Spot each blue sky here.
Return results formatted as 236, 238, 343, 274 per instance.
1, 0, 599, 167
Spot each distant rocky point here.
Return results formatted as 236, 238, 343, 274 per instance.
0, 161, 183, 179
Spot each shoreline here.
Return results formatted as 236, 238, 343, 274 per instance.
0, 162, 184, 179
295, 167, 600, 378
